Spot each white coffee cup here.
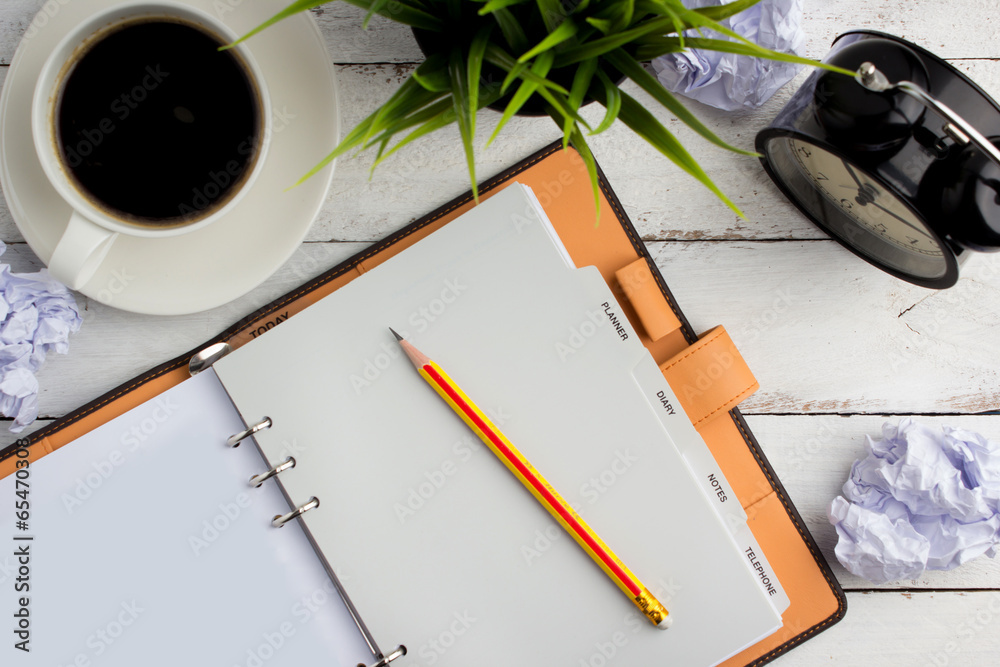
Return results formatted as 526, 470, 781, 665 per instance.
32, 0, 272, 290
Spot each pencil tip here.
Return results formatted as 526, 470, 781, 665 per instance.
389, 327, 403, 342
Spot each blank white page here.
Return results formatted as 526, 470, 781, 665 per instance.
0, 370, 372, 666
215, 185, 780, 667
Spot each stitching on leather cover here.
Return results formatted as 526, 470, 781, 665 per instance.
661, 327, 726, 372
599, 153, 846, 664
597, 182, 692, 342
2, 143, 848, 666
2, 144, 567, 463
692, 381, 757, 427
733, 413, 848, 666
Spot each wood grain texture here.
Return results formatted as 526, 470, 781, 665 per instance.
0, 237, 994, 422
3, 59, 1000, 244
0, 3, 999, 665
744, 414, 1000, 592
771, 590, 1000, 666
651, 241, 1000, 415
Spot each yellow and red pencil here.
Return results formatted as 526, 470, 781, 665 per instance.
390, 328, 670, 629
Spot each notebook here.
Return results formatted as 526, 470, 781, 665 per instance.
0, 370, 372, 666
213, 184, 784, 666
0, 142, 845, 667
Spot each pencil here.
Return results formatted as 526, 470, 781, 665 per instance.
390, 328, 671, 629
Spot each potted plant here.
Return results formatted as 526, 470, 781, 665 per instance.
231, 0, 852, 215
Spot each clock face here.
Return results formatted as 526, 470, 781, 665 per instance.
763, 136, 950, 282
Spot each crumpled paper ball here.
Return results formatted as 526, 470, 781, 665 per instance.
828, 419, 1000, 584
650, 0, 805, 110
0, 241, 82, 432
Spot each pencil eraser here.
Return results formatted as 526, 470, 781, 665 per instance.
657, 615, 672, 630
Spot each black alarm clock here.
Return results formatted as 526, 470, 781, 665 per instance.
756, 31, 1000, 289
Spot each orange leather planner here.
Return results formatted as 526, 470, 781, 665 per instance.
0, 142, 845, 666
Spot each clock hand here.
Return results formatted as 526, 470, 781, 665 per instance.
842, 160, 865, 189
867, 200, 934, 238
839, 159, 931, 238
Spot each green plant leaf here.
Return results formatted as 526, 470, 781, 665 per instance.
222, 0, 327, 49
369, 84, 505, 173
365, 97, 453, 147
563, 57, 598, 148
670, 5, 770, 50
362, 0, 391, 30
371, 108, 457, 172
593, 0, 635, 33
518, 18, 579, 62
411, 53, 450, 92
500, 61, 529, 95
570, 126, 601, 223
634, 36, 855, 76
449, 48, 479, 201
467, 26, 492, 123
547, 111, 601, 222
590, 69, 621, 135
478, 0, 531, 15
534, 84, 591, 131
603, 49, 757, 156
299, 78, 443, 177
656, 0, 687, 48
535, 0, 566, 32
340, 0, 445, 28
225, 0, 443, 49
554, 16, 677, 65
585, 17, 613, 34
360, 76, 441, 147
694, 0, 761, 22
483, 44, 570, 95
490, 7, 529, 52
487, 50, 555, 146
606, 89, 745, 218
630, 34, 685, 59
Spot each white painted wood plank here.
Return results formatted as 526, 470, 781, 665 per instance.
7, 59, 1000, 244
772, 590, 1000, 667
651, 240, 1000, 415
2, 237, 996, 418
0, 1, 423, 66
744, 414, 1000, 591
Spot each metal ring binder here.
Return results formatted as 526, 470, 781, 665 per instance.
188, 342, 233, 376
227, 417, 272, 448
249, 457, 295, 488
272, 496, 319, 527
360, 645, 407, 667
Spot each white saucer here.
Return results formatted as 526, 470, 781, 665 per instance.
0, 0, 339, 315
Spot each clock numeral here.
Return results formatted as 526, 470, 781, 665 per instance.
798, 146, 812, 158
875, 223, 887, 233
907, 236, 919, 245
840, 198, 853, 210
816, 172, 829, 181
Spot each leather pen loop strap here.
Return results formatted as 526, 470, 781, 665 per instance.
614, 258, 681, 341
658, 326, 758, 429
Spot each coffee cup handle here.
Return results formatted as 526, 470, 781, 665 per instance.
48, 212, 118, 290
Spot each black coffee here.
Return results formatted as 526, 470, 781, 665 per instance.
56, 19, 261, 225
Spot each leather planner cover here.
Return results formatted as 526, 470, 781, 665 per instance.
0, 141, 846, 666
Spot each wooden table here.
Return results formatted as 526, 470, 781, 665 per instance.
2, 1, 999, 664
